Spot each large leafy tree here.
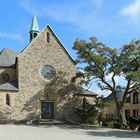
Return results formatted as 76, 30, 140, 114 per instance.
73, 37, 140, 125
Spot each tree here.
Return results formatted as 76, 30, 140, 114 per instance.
72, 37, 140, 126
74, 97, 104, 124
74, 98, 98, 124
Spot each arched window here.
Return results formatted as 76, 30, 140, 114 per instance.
6, 94, 10, 106
2, 73, 10, 82
34, 33, 38, 38
47, 32, 50, 43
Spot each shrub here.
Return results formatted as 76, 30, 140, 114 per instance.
74, 98, 99, 124
128, 117, 140, 130
128, 117, 140, 125
86, 117, 98, 124
102, 121, 127, 129
113, 122, 126, 129
102, 121, 114, 128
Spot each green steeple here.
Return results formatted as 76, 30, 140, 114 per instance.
29, 14, 40, 42
29, 14, 40, 33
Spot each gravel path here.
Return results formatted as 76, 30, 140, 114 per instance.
0, 124, 139, 140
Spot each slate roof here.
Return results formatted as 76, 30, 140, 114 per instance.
74, 87, 97, 97
0, 48, 19, 67
0, 80, 18, 91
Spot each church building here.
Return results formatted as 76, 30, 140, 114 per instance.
0, 15, 96, 123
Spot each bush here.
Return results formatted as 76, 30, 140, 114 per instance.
128, 117, 140, 130
102, 121, 114, 128
14, 119, 27, 124
128, 117, 140, 124
113, 122, 126, 129
102, 121, 127, 129
74, 98, 99, 124
113, 122, 122, 129
86, 117, 98, 124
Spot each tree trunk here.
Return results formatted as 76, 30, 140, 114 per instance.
112, 91, 127, 126
116, 103, 127, 126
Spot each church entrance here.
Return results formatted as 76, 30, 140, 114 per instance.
41, 101, 54, 119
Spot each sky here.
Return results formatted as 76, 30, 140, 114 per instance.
0, 0, 140, 96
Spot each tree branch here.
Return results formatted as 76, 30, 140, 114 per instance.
112, 72, 116, 89
122, 79, 131, 106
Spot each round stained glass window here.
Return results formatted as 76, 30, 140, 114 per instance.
2, 73, 10, 82
40, 65, 56, 81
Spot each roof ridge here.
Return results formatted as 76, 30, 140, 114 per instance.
0, 48, 18, 54
0, 49, 13, 65
18, 25, 76, 65
47, 25, 75, 64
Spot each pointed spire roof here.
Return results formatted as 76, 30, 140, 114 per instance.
29, 14, 40, 33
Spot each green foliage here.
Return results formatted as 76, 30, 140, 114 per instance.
102, 121, 127, 129
74, 97, 110, 124
128, 117, 140, 125
73, 37, 140, 83
102, 121, 114, 128
128, 117, 140, 130
73, 36, 140, 125
113, 122, 127, 129
74, 98, 99, 124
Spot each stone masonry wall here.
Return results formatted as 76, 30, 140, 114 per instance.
15, 26, 78, 121
0, 26, 96, 123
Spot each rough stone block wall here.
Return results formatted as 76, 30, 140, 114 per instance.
0, 26, 96, 123
16, 26, 77, 121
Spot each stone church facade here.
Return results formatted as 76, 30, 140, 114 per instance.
0, 15, 96, 123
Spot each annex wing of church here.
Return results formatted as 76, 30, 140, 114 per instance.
0, 15, 96, 123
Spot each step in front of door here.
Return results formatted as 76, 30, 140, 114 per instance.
39, 119, 64, 125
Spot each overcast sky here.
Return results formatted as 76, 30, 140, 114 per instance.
0, 0, 139, 95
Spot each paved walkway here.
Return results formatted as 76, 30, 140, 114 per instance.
0, 124, 139, 140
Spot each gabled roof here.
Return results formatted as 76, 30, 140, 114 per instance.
19, 25, 76, 64
29, 14, 40, 33
0, 48, 19, 67
0, 80, 18, 91
47, 25, 76, 64
74, 87, 97, 97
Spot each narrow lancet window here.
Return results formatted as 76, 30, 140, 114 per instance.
47, 32, 50, 43
6, 94, 10, 106
34, 33, 38, 38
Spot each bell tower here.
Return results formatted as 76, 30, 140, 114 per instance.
29, 14, 40, 42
